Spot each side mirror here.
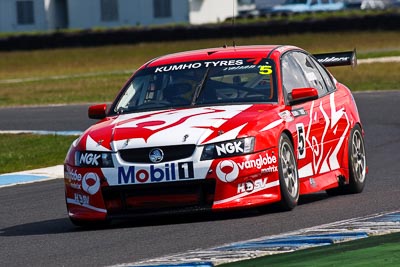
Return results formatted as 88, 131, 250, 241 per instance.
88, 104, 107, 120
289, 87, 318, 105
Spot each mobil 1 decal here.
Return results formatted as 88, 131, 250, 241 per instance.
118, 161, 194, 185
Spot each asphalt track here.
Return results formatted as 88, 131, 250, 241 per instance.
0, 91, 399, 266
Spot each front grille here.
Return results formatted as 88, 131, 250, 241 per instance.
102, 179, 216, 216
119, 145, 196, 163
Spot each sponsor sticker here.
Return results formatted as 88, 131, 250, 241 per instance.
74, 193, 90, 205
78, 152, 101, 167
296, 123, 306, 159
118, 161, 194, 184
237, 178, 268, 193
154, 60, 244, 73
82, 172, 101, 195
216, 160, 240, 183
292, 108, 307, 117
215, 140, 244, 157
215, 153, 278, 183
279, 110, 294, 122
65, 166, 82, 189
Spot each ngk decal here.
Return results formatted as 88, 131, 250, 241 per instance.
216, 153, 277, 183
79, 152, 101, 166
118, 162, 194, 184
215, 141, 243, 156
237, 178, 268, 193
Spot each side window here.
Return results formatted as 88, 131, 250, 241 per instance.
291, 52, 329, 96
311, 57, 336, 92
281, 53, 309, 98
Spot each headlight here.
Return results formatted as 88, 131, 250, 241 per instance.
75, 151, 114, 168
200, 137, 255, 160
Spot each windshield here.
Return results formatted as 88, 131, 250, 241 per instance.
112, 58, 276, 114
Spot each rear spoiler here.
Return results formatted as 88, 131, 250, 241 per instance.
314, 49, 357, 68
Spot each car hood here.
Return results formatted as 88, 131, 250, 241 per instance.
78, 104, 281, 152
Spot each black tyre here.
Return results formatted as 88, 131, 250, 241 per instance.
347, 124, 367, 193
326, 124, 366, 195
277, 133, 299, 211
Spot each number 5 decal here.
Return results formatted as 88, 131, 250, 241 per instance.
259, 65, 273, 75
296, 123, 306, 159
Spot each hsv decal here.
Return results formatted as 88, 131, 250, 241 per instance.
237, 178, 268, 193
214, 179, 280, 205
74, 193, 90, 205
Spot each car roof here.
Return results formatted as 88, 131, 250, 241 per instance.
144, 45, 299, 68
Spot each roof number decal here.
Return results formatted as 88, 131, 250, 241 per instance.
259, 65, 273, 75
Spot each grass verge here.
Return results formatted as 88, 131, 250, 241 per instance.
221, 232, 400, 267
0, 31, 400, 107
0, 134, 76, 174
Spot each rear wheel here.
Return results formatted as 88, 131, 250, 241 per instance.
277, 133, 299, 211
347, 124, 367, 193
326, 124, 366, 195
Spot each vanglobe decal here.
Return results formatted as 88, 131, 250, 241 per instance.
216, 160, 240, 183
81, 172, 100, 195
215, 153, 277, 183
237, 153, 277, 170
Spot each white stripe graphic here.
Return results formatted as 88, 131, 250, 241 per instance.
213, 180, 280, 205
66, 198, 107, 213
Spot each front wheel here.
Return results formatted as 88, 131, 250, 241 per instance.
277, 133, 299, 211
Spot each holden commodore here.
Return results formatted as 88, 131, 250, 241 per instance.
64, 45, 367, 226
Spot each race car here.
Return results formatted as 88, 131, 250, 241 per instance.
64, 45, 367, 226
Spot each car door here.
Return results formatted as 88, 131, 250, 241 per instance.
281, 51, 346, 181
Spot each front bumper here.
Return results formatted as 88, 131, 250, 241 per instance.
64, 148, 281, 221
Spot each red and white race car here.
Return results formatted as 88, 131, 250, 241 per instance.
64, 45, 367, 226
